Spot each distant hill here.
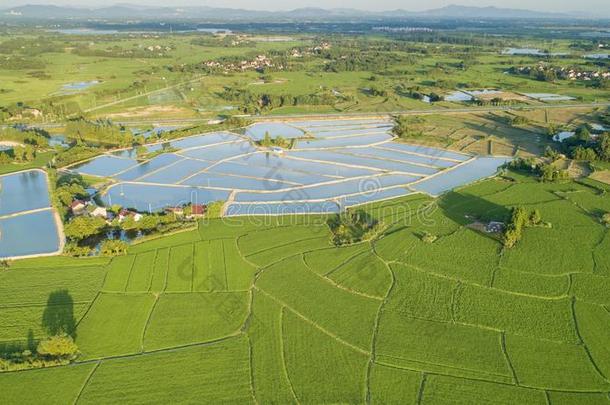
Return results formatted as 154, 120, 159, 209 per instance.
0, 3, 591, 21
412, 5, 570, 19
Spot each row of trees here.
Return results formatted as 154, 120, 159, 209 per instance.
564, 128, 610, 162
0, 145, 38, 164
220, 87, 340, 113
507, 157, 569, 182
504, 207, 543, 248
0, 126, 49, 147
65, 119, 134, 147
63, 207, 190, 257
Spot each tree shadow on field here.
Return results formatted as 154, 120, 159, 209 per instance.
42, 289, 77, 338
438, 190, 511, 227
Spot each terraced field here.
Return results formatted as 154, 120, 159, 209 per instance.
68, 119, 509, 216
2, 171, 610, 403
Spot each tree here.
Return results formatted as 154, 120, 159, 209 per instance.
597, 133, 610, 161
575, 126, 591, 142
539, 163, 568, 182
64, 216, 106, 241
36, 335, 78, 360
137, 215, 160, 232
530, 209, 542, 226
503, 206, 529, 248
262, 131, 272, 147
99, 240, 129, 256
602, 212, 610, 227
572, 146, 598, 161
429, 92, 443, 102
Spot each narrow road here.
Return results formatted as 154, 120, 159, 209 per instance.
100, 101, 610, 126
5, 101, 609, 130
82, 75, 206, 114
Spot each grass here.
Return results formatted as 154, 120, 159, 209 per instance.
0, 152, 54, 176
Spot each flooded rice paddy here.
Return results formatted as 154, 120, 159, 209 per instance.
69, 118, 510, 216
0, 170, 61, 259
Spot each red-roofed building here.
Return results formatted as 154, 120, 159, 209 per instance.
70, 200, 86, 216
190, 204, 206, 218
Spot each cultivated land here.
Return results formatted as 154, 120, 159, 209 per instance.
1, 170, 610, 403
1, 17, 610, 403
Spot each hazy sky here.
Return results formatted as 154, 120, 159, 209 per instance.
2, 0, 609, 14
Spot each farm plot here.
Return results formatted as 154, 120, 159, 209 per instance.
453, 283, 579, 343
76, 293, 156, 360
68, 119, 510, 215
0, 263, 105, 343
303, 243, 370, 276
378, 227, 499, 286
282, 309, 369, 404
77, 337, 254, 404
492, 268, 570, 298
0, 264, 105, 306
375, 312, 512, 383
385, 263, 456, 322
325, 250, 392, 299
248, 293, 297, 404
255, 255, 379, 351
500, 201, 604, 275
505, 334, 610, 391
0, 302, 90, 343
369, 364, 422, 404
128, 228, 201, 254
0, 363, 98, 405
571, 273, 610, 305
574, 301, 610, 378
420, 374, 547, 405
107, 238, 257, 294
238, 224, 332, 267
0, 170, 61, 259
143, 292, 249, 350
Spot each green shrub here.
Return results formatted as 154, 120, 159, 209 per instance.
99, 240, 129, 257
36, 335, 79, 360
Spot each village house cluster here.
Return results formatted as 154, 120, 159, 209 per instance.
510, 63, 610, 81
203, 54, 282, 73
70, 195, 207, 224
289, 42, 332, 58
142, 44, 172, 53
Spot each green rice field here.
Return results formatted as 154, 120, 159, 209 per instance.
1, 170, 610, 403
